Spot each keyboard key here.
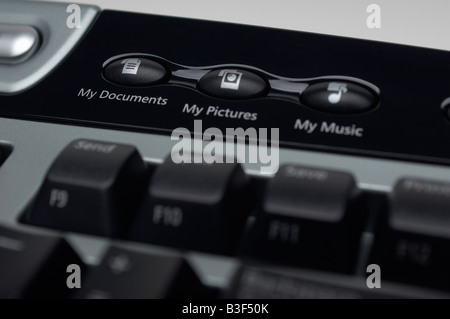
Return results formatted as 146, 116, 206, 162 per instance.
0, 143, 12, 166
23, 139, 148, 236
129, 155, 250, 254
0, 24, 39, 63
197, 68, 268, 100
371, 177, 450, 290
78, 246, 205, 299
0, 224, 85, 298
239, 164, 363, 273
300, 80, 377, 114
225, 264, 450, 299
103, 56, 169, 86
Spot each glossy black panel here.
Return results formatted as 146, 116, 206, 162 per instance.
1, 11, 450, 165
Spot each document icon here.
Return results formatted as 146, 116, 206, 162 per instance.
121, 58, 141, 75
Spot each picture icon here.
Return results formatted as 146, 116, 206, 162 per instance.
218, 69, 243, 90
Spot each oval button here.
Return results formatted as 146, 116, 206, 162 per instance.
300, 81, 377, 114
197, 68, 268, 100
103, 57, 168, 86
0, 24, 40, 64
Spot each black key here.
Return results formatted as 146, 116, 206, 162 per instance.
103, 57, 169, 87
23, 139, 148, 237
129, 155, 250, 254
371, 177, 450, 290
197, 68, 268, 100
300, 80, 377, 114
78, 246, 205, 299
239, 164, 363, 273
0, 144, 12, 165
0, 224, 85, 299
225, 264, 450, 299
0, 143, 10, 166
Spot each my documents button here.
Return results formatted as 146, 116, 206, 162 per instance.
103, 56, 169, 87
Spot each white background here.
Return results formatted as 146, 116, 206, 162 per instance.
38, 0, 450, 51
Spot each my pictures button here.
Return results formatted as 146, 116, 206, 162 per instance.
197, 68, 268, 100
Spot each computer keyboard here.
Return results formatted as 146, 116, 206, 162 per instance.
2, 0, 450, 300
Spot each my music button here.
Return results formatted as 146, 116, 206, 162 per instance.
300, 80, 378, 114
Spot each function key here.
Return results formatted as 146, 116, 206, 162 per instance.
239, 164, 363, 273
129, 155, 251, 255
197, 68, 268, 100
225, 264, 450, 299
300, 80, 377, 113
371, 177, 450, 291
0, 143, 12, 166
0, 224, 85, 298
78, 246, 206, 299
23, 139, 149, 237
103, 57, 169, 86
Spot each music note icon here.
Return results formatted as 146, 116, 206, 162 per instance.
327, 82, 348, 104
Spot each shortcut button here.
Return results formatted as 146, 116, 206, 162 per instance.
0, 24, 39, 64
103, 57, 169, 86
197, 68, 268, 100
300, 81, 377, 114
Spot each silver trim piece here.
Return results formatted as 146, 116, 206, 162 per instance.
0, 1, 99, 94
